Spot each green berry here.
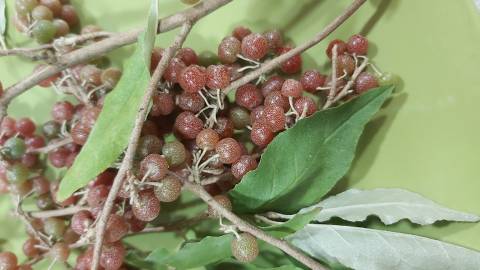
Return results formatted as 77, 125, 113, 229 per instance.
378, 72, 400, 86
231, 233, 259, 263
229, 107, 251, 129
43, 217, 67, 239
162, 140, 186, 167
3, 137, 27, 159
15, 0, 39, 15
32, 20, 56, 44
154, 176, 182, 202
6, 163, 29, 183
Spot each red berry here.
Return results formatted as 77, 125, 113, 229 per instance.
50, 242, 70, 262
235, 84, 263, 110
215, 138, 242, 164
250, 122, 274, 147
347, 34, 368, 55
163, 58, 186, 83
32, 176, 50, 195
174, 111, 204, 139
300, 70, 326, 92
250, 105, 265, 124
25, 135, 45, 151
0, 252, 18, 270
264, 91, 289, 112
176, 47, 198, 66
232, 155, 258, 179
1, 117, 16, 138
132, 189, 161, 222
124, 210, 147, 233
22, 153, 38, 168
16, 118, 36, 137
241, 33, 269, 60
71, 123, 90, 145
177, 92, 205, 113
60, 5, 78, 27
281, 79, 303, 98
354, 72, 378, 94
35, 64, 60, 87
71, 210, 94, 235
206, 65, 231, 89
261, 75, 285, 97
263, 29, 283, 50
179, 65, 207, 93
196, 128, 220, 150
151, 92, 175, 116
52, 101, 75, 122
23, 238, 40, 258
87, 184, 110, 207
218, 36, 241, 64
48, 147, 69, 168
263, 105, 286, 132
232, 26, 252, 41
150, 47, 164, 72
277, 46, 302, 74
100, 242, 125, 270
105, 214, 129, 243
326, 39, 347, 59
207, 194, 232, 217
336, 54, 356, 76
294, 97, 317, 117
139, 154, 169, 181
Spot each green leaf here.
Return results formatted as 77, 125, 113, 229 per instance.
125, 250, 163, 270
57, 34, 151, 200
288, 224, 480, 270
229, 86, 394, 213
261, 208, 320, 238
297, 188, 480, 225
208, 259, 303, 270
0, 0, 6, 47
147, 235, 234, 269
144, 0, 158, 67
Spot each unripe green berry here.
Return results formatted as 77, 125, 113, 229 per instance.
32, 19, 56, 44
162, 140, 187, 167
6, 163, 30, 183
154, 176, 182, 202
3, 137, 27, 159
378, 72, 400, 86
231, 233, 259, 263
43, 217, 67, 239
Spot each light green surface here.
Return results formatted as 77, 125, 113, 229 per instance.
0, 0, 479, 263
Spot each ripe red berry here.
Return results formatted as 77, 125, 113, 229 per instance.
347, 34, 368, 55
206, 65, 231, 89
1, 117, 17, 137
336, 54, 355, 76
23, 238, 40, 258
71, 123, 90, 145
264, 91, 289, 112
326, 39, 347, 59
263, 29, 283, 50
132, 189, 161, 222
87, 184, 110, 207
300, 70, 326, 92
294, 96, 317, 117
60, 5, 79, 27
235, 84, 263, 110
354, 72, 379, 94
0, 251, 18, 270
218, 36, 241, 64
163, 58, 186, 83
139, 154, 169, 181
150, 47, 164, 72
215, 138, 242, 164
16, 118, 36, 137
261, 75, 285, 97
250, 122, 274, 147
232, 155, 258, 179
231, 233, 259, 263
263, 105, 286, 132
123, 210, 147, 233
174, 111, 204, 139
100, 242, 125, 270
50, 242, 70, 262
178, 65, 207, 93
105, 214, 129, 243
32, 176, 50, 195
71, 210, 94, 235
151, 92, 175, 116
276, 46, 302, 74
177, 92, 205, 113
196, 128, 220, 150
281, 79, 303, 98
241, 33, 269, 60
48, 147, 69, 168
232, 26, 252, 41
176, 47, 198, 66
51, 101, 75, 122
250, 105, 265, 124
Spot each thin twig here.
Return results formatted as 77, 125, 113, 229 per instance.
90, 22, 194, 270
182, 180, 327, 270
130, 213, 208, 235
30, 205, 87, 219
0, 0, 232, 123
327, 45, 338, 102
28, 137, 73, 154
223, 0, 367, 94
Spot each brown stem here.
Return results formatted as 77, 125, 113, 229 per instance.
223, 0, 367, 94
28, 136, 73, 154
0, 0, 232, 123
183, 181, 327, 270
90, 22, 194, 270
30, 205, 87, 219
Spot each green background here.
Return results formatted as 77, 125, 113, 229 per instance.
1, 0, 480, 267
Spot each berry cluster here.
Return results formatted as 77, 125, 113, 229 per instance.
0, 4, 392, 266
